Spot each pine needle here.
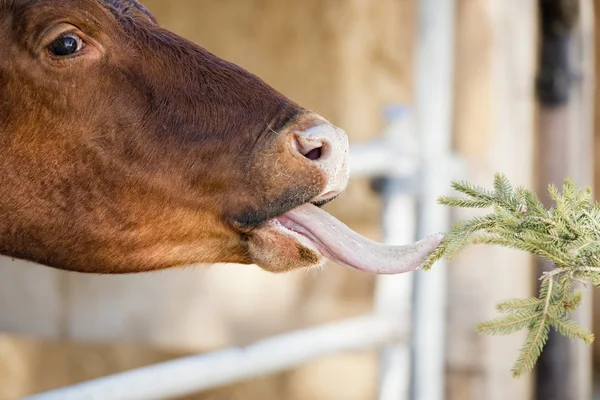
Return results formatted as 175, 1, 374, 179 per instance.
496, 298, 543, 314
423, 173, 600, 377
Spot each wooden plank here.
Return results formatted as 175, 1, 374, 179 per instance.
448, 0, 537, 399
594, 0, 600, 376
534, 1, 595, 399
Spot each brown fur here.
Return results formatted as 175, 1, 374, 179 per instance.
0, 0, 329, 273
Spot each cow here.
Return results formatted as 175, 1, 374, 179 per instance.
0, 0, 442, 275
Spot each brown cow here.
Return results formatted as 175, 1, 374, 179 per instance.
0, 0, 442, 275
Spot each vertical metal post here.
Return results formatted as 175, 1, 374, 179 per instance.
412, 0, 455, 399
375, 107, 419, 400
375, 194, 417, 400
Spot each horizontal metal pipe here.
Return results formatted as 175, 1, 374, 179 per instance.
25, 314, 404, 400
349, 141, 418, 179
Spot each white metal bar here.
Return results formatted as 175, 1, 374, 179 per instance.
349, 140, 395, 179
375, 190, 417, 400
349, 140, 419, 180
412, 0, 455, 399
25, 314, 404, 400
374, 106, 419, 400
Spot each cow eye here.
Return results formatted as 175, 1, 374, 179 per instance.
48, 33, 84, 56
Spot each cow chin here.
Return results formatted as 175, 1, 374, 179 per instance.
246, 218, 326, 273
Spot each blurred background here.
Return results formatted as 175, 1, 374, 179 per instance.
1, 0, 599, 399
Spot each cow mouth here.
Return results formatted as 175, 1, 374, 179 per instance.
261, 202, 443, 275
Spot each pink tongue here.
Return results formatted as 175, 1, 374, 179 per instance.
282, 204, 443, 274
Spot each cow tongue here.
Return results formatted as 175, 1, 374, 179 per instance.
280, 203, 443, 274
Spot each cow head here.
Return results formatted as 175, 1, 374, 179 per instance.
0, 0, 441, 274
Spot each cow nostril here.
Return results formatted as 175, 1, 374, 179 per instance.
289, 118, 350, 199
292, 134, 327, 162
304, 146, 323, 161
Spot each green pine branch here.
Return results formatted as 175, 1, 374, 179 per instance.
422, 173, 600, 377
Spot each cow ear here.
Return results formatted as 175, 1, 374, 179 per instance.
102, 0, 159, 25
129, 0, 158, 24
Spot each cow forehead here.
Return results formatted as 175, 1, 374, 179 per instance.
1, 0, 156, 24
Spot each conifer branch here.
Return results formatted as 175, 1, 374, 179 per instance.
422, 174, 600, 377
